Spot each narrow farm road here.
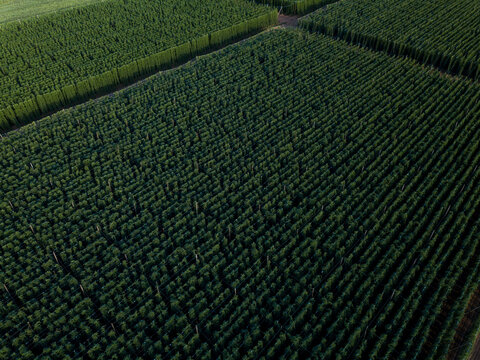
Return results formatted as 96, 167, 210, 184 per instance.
278, 14, 299, 27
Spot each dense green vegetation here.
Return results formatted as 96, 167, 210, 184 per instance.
300, 0, 480, 80
255, 0, 336, 15
1, 29, 479, 359
0, 0, 274, 130
0, 0, 102, 23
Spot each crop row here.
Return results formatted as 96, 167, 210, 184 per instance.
255, 0, 337, 15
1, 29, 480, 359
300, 0, 480, 81
0, 0, 275, 131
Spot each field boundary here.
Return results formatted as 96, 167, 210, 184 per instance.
0, 10, 278, 133
300, 20, 480, 83
444, 287, 480, 360
467, 331, 480, 360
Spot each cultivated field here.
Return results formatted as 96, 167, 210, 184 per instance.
0, 0, 273, 130
0, 0, 102, 23
1, 0, 480, 359
1, 29, 480, 359
301, 0, 480, 80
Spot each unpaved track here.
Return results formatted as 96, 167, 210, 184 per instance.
278, 14, 298, 27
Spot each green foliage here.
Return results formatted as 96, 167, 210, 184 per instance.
1, 29, 479, 359
0, 0, 274, 131
301, 0, 480, 79
0, 0, 102, 24
61, 84, 78, 104
255, 0, 338, 15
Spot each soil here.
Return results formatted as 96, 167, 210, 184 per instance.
446, 287, 480, 360
278, 14, 299, 28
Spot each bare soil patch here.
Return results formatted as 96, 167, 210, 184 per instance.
278, 14, 298, 27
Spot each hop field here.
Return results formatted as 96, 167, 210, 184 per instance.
301, 0, 480, 80
1, 29, 479, 359
0, 0, 273, 129
0, 0, 102, 23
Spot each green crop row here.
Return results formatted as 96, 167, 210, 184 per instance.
0, 0, 275, 131
300, 0, 480, 80
1, 29, 480, 359
255, 0, 338, 15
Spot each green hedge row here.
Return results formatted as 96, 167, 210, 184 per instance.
293, 0, 341, 15
0, 10, 277, 132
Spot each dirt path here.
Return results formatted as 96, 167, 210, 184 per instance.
468, 333, 480, 360
278, 14, 299, 27
446, 287, 480, 360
